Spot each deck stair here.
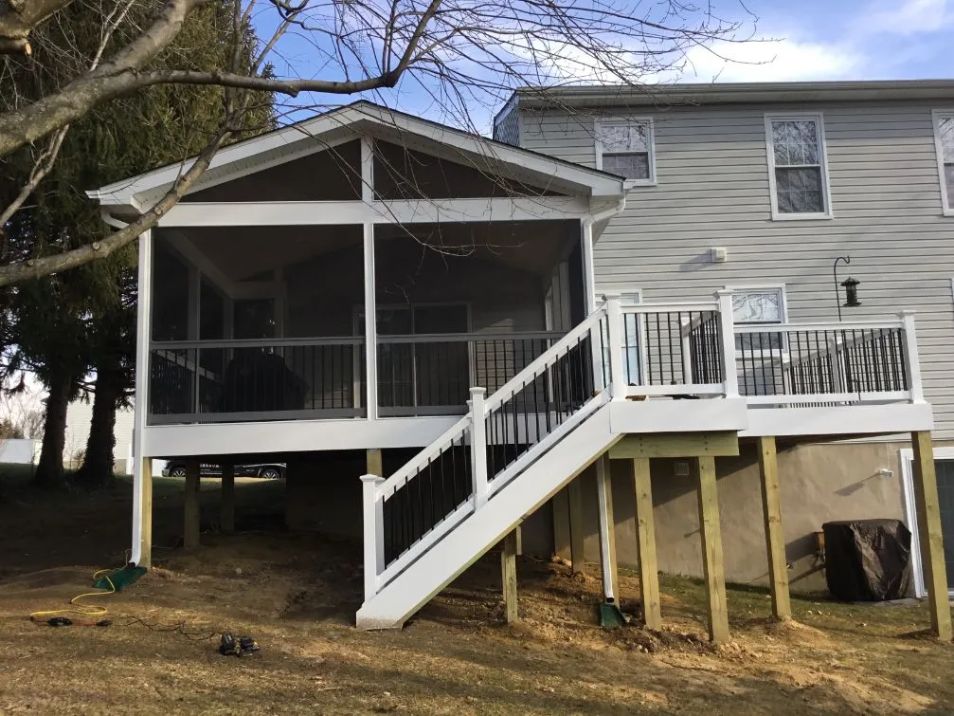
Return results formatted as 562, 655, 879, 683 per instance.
356, 294, 739, 628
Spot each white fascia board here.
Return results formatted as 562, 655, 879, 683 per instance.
89, 102, 624, 209
142, 416, 462, 457
740, 403, 934, 438
157, 196, 591, 227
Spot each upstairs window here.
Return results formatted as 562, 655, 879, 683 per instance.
595, 118, 655, 184
765, 114, 832, 219
934, 110, 954, 215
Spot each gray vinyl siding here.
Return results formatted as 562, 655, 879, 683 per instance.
517, 100, 954, 438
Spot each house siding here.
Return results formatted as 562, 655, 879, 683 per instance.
517, 100, 954, 438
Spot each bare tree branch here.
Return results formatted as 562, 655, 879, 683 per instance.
0, 0, 74, 55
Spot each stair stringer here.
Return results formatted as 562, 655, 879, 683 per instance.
356, 402, 621, 630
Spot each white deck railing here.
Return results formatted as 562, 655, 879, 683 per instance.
358, 296, 926, 603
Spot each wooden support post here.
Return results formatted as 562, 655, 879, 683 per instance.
568, 477, 586, 573
551, 489, 571, 561
596, 455, 619, 602
501, 530, 519, 623
184, 458, 201, 550
366, 448, 383, 476
220, 463, 235, 534
631, 457, 662, 630
757, 436, 791, 621
911, 431, 953, 641
695, 456, 729, 643
137, 458, 153, 568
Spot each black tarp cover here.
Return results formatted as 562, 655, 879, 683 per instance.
823, 519, 912, 601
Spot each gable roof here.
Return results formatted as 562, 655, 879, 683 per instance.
89, 101, 625, 211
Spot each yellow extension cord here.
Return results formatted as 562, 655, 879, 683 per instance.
29, 569, 117, 623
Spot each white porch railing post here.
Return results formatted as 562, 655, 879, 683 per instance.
716, 290, 739, 398
604, 293, 626, 400
360, 474, 385, 600
680, 316, 693, 384
469, 387, 489, 508
899, 310, 924, 403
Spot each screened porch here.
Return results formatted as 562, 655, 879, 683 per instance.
147, 220, 586, 424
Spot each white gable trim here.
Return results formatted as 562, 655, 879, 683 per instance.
89, 102, 625, 208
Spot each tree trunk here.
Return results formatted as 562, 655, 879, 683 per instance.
76, 365, 122, 488
33, 365, 71, 488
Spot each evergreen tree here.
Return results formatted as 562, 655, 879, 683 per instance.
1, 1, 272, 487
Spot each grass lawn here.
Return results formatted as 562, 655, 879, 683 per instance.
0, 465, 952, 714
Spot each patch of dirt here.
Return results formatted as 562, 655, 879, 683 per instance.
1, 478, 953, 714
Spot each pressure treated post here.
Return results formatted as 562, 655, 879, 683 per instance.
568, 477, 586, 573
596, 455, 619, 602
911, 431, 953, 641
501, 530, 519, 623
632, 457, 662, 630
184, 458, 201, 550
757, 436, 791, 621
137, 458, 154, 568
552, 489, 571, 561
695, 456, 729, 643
220, 463, 235, 534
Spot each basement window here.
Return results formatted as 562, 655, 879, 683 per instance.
595, 118, 655, 185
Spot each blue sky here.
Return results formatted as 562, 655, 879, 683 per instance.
255, 0, 954, 130
677, 0, 954, 82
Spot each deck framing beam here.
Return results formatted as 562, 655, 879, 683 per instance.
609, 431, 739, 460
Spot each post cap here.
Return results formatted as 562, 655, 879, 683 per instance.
898, 309, 917, 317
360, 473, 385, 484
714, 288, 735, 297
469, 386, 487, 397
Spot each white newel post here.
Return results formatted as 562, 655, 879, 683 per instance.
680, 316, 693, 384
604, 294, 626, 400
469, 387, 489, 509
899, 310, 924, 403
716, 290, 739, 398
360, 474, 385, 600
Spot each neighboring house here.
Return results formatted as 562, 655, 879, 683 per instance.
64, 399, 135, 474
88, 86, 952, 641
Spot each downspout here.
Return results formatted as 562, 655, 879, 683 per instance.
582, 196, 627, 312
100, 209, 129, 230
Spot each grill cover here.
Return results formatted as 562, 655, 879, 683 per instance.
823, 519, 912, 601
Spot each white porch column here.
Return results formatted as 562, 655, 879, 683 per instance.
363, 223, 378, 420
580, 219, 597, 313
716, 289, 739, 398
131, 228, 153, 566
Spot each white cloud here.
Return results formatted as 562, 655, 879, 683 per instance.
671, 38, 863, 83
861, 0, 951, 35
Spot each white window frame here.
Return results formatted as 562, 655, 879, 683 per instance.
726, 283, 789, 327
932, 109, 954, 217
764, 112, 833, 221
594, 117, 656, 187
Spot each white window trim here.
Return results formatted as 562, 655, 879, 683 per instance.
594, 117, 657, 188
724, 283, 789, 324
932, 108, 954, 217
764, 112, 834, 221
